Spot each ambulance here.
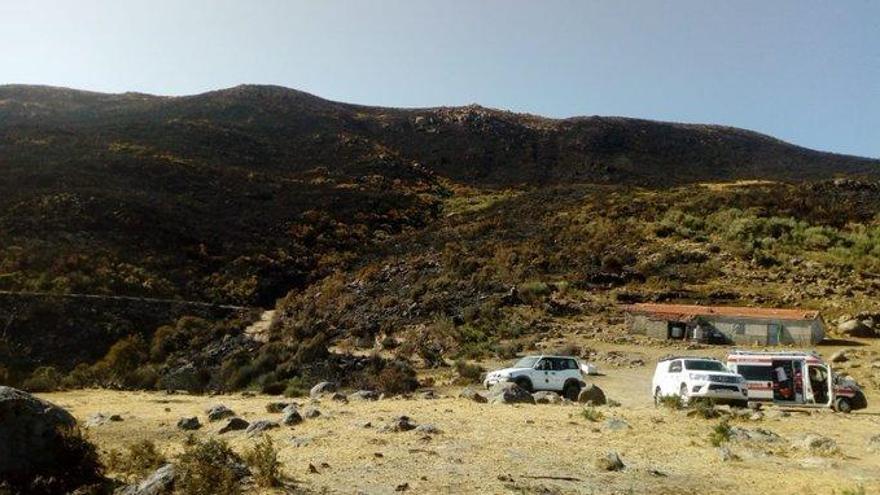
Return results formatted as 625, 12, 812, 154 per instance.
725, 350, 867, 413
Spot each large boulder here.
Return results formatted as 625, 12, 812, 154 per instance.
0, 386, 101, 491
176, 417, 201, 431
532, 391, 564, 404
218, 417, 249, 434
577, 384, 607, 405
205, 404, 234, 422
487, 382, 535, 405
838, 319, 876, 338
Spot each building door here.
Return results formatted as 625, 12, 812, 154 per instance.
767, 324, 782, 345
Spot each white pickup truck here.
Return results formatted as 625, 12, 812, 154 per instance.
483, 355, 592, 400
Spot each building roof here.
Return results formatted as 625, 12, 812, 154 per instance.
622, 303, 820, 321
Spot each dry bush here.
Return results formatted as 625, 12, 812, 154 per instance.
244, 436, 282, 488
454, 359, 484, 383
104, 439, 166, 481
176, 439, 244, 495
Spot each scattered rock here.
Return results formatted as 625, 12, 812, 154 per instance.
381, 415, 418, 432
766, 410, 790, 419
348, 390, 380, 401
749, 411, 764, 421
303, 406, 321, 419
265, 402, 291, 413
246, 420, 280, 437
395, 482, 410, 492
414, 424, 441, 435
532, 391, 564, 404
420, 389, 437, 400
487, 382, 535, 405
218, 417, 249, 434
282, 408, 303, 426
84, 413, 114, 427
595, 451, 625, 471
176, 417, 201, 431
604, 418, 630, 431
117, 464, 176, 495
459, 387, 488, 404
310, 381, 337, 399
577, 384, 607, 406
329, 392, 349, 403
206, 404, 234, 422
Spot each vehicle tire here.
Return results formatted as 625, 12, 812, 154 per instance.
514, 377, 533, 393
834, 397, 852, 414
563, 381, 581, 401
679, 383, 690, 406
654, 387, 662, 407
732, 400, 748, 409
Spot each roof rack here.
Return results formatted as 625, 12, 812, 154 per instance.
657, 355, 721, 362
728, 349, 820, 357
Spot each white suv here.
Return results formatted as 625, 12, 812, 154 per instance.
652, 356, 748, 407
483, 355, 586, 400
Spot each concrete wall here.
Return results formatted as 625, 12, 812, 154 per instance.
625, 312, 825, 345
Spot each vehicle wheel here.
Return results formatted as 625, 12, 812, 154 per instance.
563, 381, 581, 401
732, 400, 748, 409
514, 377, 532, 393
834, 397, 852, 414
679, 383, 690, 406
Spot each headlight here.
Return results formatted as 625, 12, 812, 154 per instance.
689, 373, 709, 381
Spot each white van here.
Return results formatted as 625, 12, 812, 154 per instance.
725, 350, 867, 413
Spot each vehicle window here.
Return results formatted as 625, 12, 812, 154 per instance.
668, 360, 682, 373
513, 357, 539, 369
548, 358, 564, 370
736, 365, 770, 381
567, 359, 578, 370
535, 359, 551, 370
684, 360, 725, 371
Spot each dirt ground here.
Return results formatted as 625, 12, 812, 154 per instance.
41, 339, 880, 495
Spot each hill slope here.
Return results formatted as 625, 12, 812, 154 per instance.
2, 84, 880, 387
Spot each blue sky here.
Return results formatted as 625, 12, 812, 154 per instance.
1, 0, 878, 157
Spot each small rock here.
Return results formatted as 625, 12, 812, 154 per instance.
348, 390, 380, 401
837, 319, 876, 338
420, 389, 437, 400
117, 463, 176, 495
282, 409, 303, 426
381, 415, 418, 432
310, 381, 337, 399
291, 436, 312, 448
595, 451, 625, 471
717, 446, 739, 462
459, 387, 488, 404
109, 414, 124, 422
829, 350, 849, 363
414, 424, 441, 435
265, 402, 291, 413
729, 427, 781, 443
218, 417, 249, 434
84, 413, 112, 427
766, 409, 790, 419
577, 385, 607, 406
796, 434, 839, 454
308, 463, 320, 474
176, 417, 201, 431
395, 483, 409, 491
532, 391, 563, 404
246, 420, 280, 437
206, 405, 234, 422
303, 406, 321, 419
329, 392, 348, 403
604, 418, 630, 431
867, 434, 880, 452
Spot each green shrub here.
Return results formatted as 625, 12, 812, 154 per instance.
709, 420, 732, 447
689, 399, 720, 419
581, 407, 604, 422
283, 376, 309, 397
518, 281, 552, 304
244, 436, 281, 488
454, 359, 484, 383
176, 439, 242, 495
22, 366, 63, 392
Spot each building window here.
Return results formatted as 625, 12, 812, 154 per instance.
733, 323, 745, 335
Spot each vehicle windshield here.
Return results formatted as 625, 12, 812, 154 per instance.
684, 360, 726, 371
512, 357, 540, 369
